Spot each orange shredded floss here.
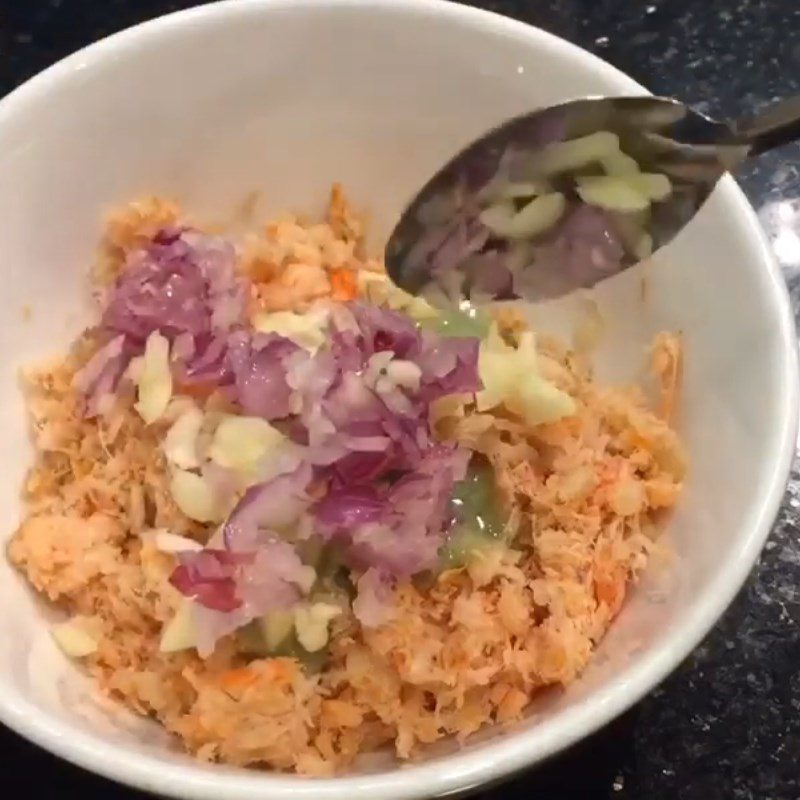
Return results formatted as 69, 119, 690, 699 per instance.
8, 186, 686, 775
330, 266, 358, 301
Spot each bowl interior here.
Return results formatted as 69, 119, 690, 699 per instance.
0, 1, 794, 798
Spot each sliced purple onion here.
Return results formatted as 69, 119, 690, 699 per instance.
103, 230, 244, 342
514, 205, 625, 300
222, 463, 312, 552
78, 229, 246, 409
314, 443, 470, 576
80, 224, 487, 648
227, 330, 304, 419
173, 539, 309, 657
314, 485, 385, 530
169, 548, 252, 613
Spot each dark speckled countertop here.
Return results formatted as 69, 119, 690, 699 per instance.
2, 2, 799, 799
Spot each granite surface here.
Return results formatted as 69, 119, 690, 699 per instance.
2, 1, 799, 798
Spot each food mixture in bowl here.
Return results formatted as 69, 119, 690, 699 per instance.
8, 186, 685, 775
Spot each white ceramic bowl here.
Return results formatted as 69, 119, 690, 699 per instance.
0, 1, 796, 798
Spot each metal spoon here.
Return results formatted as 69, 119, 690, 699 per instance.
385, 95, 800, 305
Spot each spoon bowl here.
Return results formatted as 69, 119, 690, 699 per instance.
385, 94, 798, 304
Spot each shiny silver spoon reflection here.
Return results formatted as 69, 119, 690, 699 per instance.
385, 94, 800, 305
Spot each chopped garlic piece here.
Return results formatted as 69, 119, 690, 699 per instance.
475, 325, 517, 412
294, 603, 341, 652
163, 395, 198, 423
159, 600, 197, 653
293, 564, 317, 595
627, 172, 672, 201
51, 618, 97, 658
356, 270, 390, 299
385, 359, 422, 392
134, 331, 172, 424
163, 406, 204, 469
363, 351, 395, 388
153, 531, 203, 553
515, 368, 577, 425
576, 176, 650, 213
479, 203, 519, 234
125, 355, 144, 383
356, 270, 438, 320
511, 192, 567, 238
535, 131, 621, 175
258, 610, 295, 651
208, 415, 286, 474
480, 192, 566, 240
251, 308, 329, 352
476, 324, 575, 426
170, 469, 222, 523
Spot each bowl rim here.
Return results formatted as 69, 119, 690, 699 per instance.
0, 0, 797, 797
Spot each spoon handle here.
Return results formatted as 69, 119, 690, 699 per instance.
734, 95, 800, 157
